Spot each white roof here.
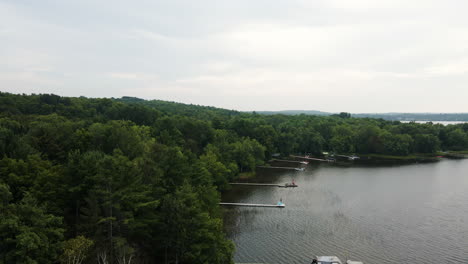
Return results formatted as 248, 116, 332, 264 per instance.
346, 261, 364, 264
316, 256, 342, 264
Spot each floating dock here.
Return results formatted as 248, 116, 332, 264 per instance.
290, 155, 333, 162
229, 183, 281, 187
229, 183, 298, 188
257, 166, 305, 171
220, 202, 285, 208
278, 184, 298, 188
270, 159, 308, 164
334, 154, 360, 160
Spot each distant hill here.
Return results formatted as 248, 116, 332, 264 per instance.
113, 98, 468, 121
117, 96, 241, 120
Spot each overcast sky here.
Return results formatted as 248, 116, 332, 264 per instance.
2, 0, 468, 112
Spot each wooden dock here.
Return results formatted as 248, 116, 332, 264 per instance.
229, 183, 298, 188
229, 183, 281, 187
270, 159, 307, 164
257, 166, 304, 171
219, 202, 285, 208
335, 154, 360, 160
290, 155, 332, 162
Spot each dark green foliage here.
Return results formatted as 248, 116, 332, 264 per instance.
413, 134, 441, 153
332, 112, 351, 118
445, 129, 468, 150
1, 92, 468, 263
0, 184, 64, 264
159, 183, 234, 264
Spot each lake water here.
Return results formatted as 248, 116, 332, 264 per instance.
400, 121, 467, 125
223, 159, 468, 264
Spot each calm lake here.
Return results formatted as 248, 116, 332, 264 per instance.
400, 121, 467, 125
223, 159, 468, 264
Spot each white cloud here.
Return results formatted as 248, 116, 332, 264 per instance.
426, 58, 468, 76
108, 72, 159, 80
1, 0, 468, 112
324, 0, 428, 9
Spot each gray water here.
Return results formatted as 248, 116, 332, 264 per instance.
400, 121, 467, 125
223, 159, 468, 264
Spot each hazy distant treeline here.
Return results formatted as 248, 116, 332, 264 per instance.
256, 110, 468, 121
1, 92, 468, 264
352, 113, 468, 121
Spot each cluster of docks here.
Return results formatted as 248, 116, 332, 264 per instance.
220, 154, 358, 208
219, 157, 311, 208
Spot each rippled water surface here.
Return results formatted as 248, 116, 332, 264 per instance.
223, 159, 468, 264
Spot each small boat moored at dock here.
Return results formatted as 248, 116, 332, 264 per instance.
278, 179, 298, 188
282, 183, 298, 188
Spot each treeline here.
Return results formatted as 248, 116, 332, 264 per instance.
1, 93, 468, 264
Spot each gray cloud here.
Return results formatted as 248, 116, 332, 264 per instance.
1, 0, 468, 112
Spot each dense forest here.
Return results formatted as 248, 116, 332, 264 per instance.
1, 92, 468, 264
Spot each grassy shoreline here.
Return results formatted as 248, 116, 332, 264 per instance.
235, 151, 468, 182
344, 151, 468, 163
237, 172, 256, 180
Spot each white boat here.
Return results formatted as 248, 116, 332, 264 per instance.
313, 256, 363, 264
315, 256, 342, 264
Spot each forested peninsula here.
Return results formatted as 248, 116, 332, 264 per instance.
1, 92, 468, 264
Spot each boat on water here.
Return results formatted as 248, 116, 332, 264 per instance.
312, 256, 363, 264
300, 161, 309, 164
347, 155, 360, 161
282, 179, 297, 188
283, 183, 298, 187
276, 199, 285, 207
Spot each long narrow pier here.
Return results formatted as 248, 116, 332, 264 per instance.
220, 202, 285, 208
270, 159, 307, 164
335, 154, 360, 160
229, 182, 298, 188
229, 183, 281, 187
290, 155, 331, 162
257, 166, 304, 171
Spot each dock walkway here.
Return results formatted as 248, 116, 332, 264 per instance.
270, 159, 307, 164
290, 155, 332, 162
229, 183, 281, 187
219, 202, 285, 208
257, 166, 304, 171
229, 182, 298, 188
